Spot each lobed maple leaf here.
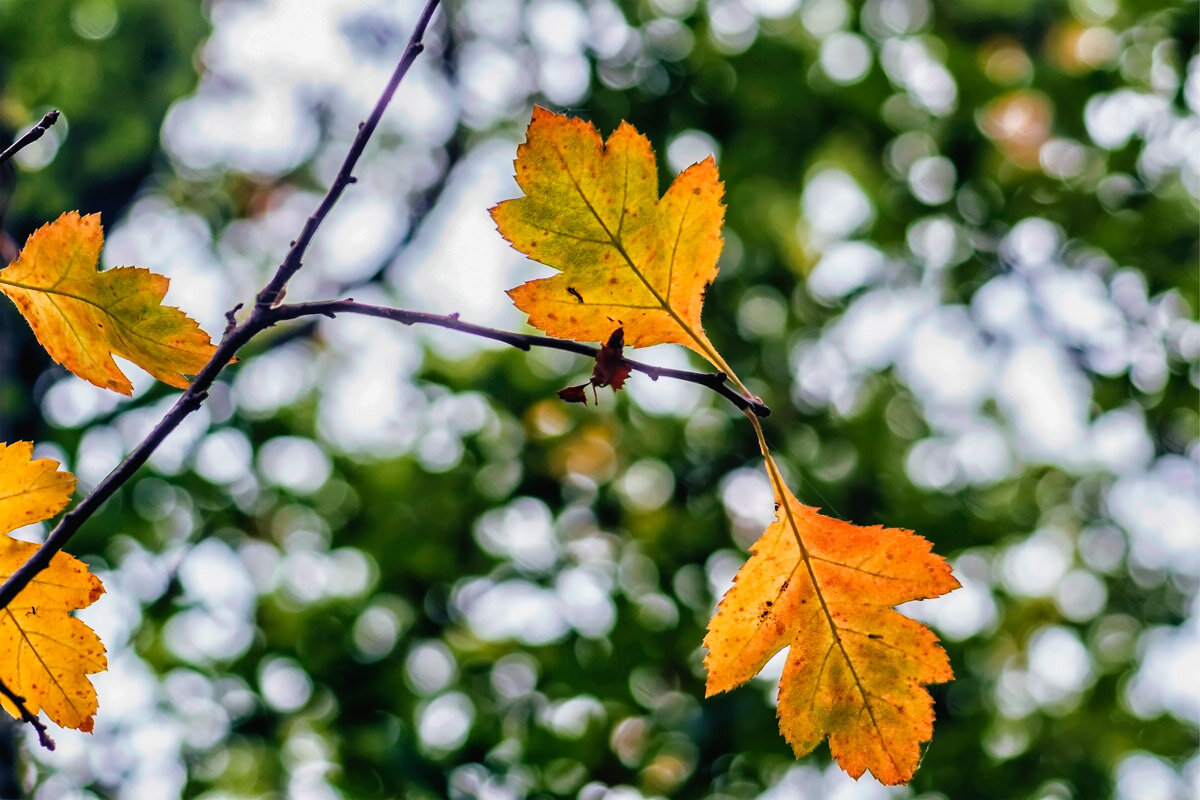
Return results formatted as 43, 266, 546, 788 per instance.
704, 454, 960, 785
492, 107, 727, 370
492, 109, 959, 783
0, 442, 106, 733
0, 211, 218, 395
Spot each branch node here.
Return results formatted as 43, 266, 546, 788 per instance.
223, 303, 244, 338
638, 364, 662, 380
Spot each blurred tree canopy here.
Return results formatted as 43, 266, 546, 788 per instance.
0, 1, 1197, 799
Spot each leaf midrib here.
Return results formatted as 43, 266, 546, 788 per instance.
0, 275, 98, 310
0, 483, 67, 504
0, 274, 192, 357
759, 440, 903, 778
549, 141, 726, 370
4, 608, 88, 719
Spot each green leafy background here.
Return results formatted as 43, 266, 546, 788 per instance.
0, 0, 1196, 798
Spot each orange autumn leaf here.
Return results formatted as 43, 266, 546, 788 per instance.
704, 454, 959, 785
492, 107, 726, 370
0, 442, 106, 733
492, 106, 958, 783
0, 211, 219, 395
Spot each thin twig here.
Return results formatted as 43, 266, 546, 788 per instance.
255, 0, 441, 309
0, 0, 443, 620
0, 322, 257, 618
0, 111, 60, 167
0, 678, 54, 751
269, 300, 772, 416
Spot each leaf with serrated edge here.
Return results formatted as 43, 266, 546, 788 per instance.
0, 441, 75, 537
492, 106, 726, 369
0, 442, 106, 733
704, 454, 959, 785
0, 211, 218, 395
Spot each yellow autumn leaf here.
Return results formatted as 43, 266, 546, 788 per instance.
0, 442, 106, 733
491, 106, 727, 370
704, 454, 959, 785
0, 440, 75, 532
0, 211, 219, 395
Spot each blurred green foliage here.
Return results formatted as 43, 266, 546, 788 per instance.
1, 1, 1197, 799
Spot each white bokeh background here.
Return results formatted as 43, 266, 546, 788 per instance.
5, 0, 1198, 798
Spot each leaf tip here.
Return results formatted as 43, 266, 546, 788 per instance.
701, 667, 727, 699
88, 574, 106, 605
526, 105, 562, 135
104, 375, 135, 396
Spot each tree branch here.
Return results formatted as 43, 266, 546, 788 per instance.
0, 110, 60, 167
0, 679, 54, 751
254, 0, 441, 309
268, 300, 771, 417
0, 0, 442, 625
0, 0, 766, 757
